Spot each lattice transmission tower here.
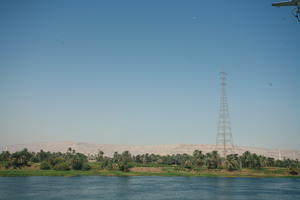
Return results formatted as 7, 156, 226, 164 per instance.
216, 71, 234, 157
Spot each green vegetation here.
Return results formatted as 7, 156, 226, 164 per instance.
0, 148, 299, 177
0, 147, 90, 171
91, 149, 300, 172
0, 166, 299, 178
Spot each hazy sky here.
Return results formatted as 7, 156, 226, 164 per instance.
0, 0, 299, 149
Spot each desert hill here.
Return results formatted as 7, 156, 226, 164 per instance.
2, 141, 300, 160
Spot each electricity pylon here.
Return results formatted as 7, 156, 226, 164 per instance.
216, 71, 234, 157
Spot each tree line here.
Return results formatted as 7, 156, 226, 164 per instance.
0, 148, 90, 171
93, 150, 300, 171
0, 148, 299, 172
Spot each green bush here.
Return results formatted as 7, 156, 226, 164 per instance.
71, 158, 83, 170
82, 163, 91, 171
119, 162, 130, 172
289, 169, 299, 175
53, 162, 71, 171
40, 161, 51, 170
49, 157, 64, 167
100, 158, 113, 169
0, 161, 11, 169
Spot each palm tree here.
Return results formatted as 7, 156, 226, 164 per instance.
96, 151, 104, 162
225, 154, 241, 170
241, 151, 252, 168
192, 150, 205, 168
205, 151, 221, 169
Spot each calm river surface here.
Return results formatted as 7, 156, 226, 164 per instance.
0, 176, 300, 200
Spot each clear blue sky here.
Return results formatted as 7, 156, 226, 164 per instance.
0, 0, 299, 149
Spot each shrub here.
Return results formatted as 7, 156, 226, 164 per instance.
289, 169, 299, 175
119, 162, 130, 172
183, 160, 193, 169
82, 163, 91, 171
71, 158, 83, 170
0, 161, 11, 169
49, 157, 64, 167
53, 162, 71, 171
100, 158, 113, 169
40, 161, 51, 170
31, 156, 40, 163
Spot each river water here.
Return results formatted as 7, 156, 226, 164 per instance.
0, 176, 299, 200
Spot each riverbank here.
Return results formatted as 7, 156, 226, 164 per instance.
0, 167, 299, 178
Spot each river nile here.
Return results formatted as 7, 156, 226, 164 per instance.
0, 176, 300, 200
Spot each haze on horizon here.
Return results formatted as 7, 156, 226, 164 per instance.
0, 0, 299, 150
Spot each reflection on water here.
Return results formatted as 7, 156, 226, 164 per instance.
0, 176, 300, 200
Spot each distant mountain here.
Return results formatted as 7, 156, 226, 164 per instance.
2, 141, 300, 160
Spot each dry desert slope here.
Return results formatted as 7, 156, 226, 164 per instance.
2, 141, 300, 160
